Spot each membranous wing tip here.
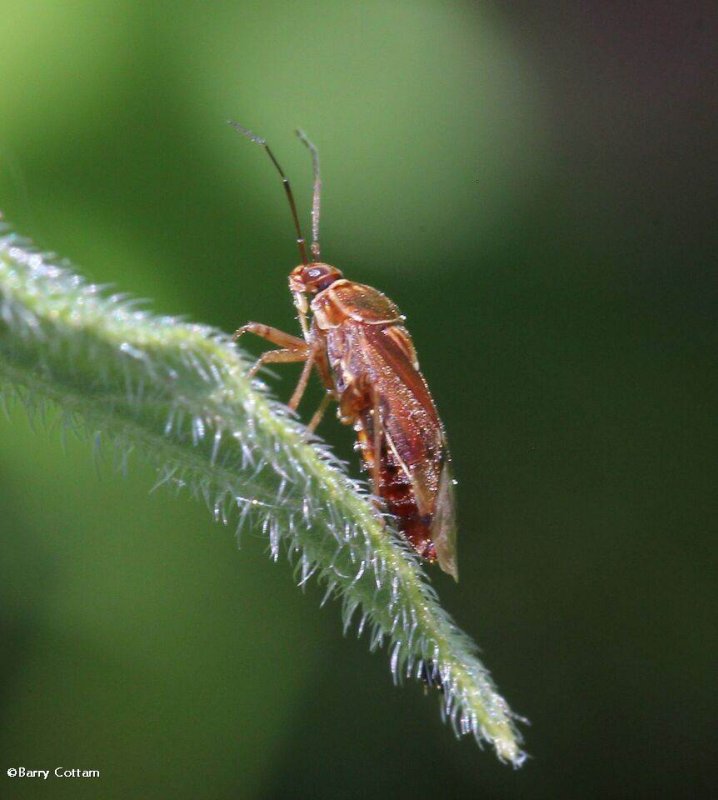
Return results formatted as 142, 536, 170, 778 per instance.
431, 461, 458, 581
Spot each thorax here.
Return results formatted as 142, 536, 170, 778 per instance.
310, 279, 403, 331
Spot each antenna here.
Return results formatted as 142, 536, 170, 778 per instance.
228, 121, 309, 265
296, 129, 322, 261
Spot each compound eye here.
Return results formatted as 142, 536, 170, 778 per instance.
307, 267, 322, 278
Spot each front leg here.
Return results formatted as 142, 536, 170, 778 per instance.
234, 322, 307, 351
234, 321, 310, 379
235, 320, 331, 418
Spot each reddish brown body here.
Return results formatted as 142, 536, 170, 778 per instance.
230, 122, 457, 579
311, 273, 456, 575
240, 264, 458, 580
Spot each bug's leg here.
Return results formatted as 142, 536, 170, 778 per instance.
234, 322, 310, 379
306, 392, 333, 434
288, 345, 318, 410
312, 347, 335, 393
234, 322, 306, 351
298, 347, 335, 437
246, 347, 310, 379
371, 386, 383, 495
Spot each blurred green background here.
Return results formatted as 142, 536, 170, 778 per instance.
0, 2, 715, 798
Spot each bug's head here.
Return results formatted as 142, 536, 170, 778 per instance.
289, 263, 343, 296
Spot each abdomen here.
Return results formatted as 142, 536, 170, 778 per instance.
355, 416, 438, 562
325, 322, 445, 563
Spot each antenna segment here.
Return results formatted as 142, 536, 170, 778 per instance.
296, 129, 322, 261
229, 120, 309, 265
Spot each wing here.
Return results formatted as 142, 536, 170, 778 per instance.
431, 460, 458, 580
350, 323, 448, 515
325, 318, 458, 579
327, 281, 403, 324
367, 328, 458, 580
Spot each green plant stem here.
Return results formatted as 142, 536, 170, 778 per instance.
0, 225, 525, 765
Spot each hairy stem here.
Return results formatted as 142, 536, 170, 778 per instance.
0, 225, 525, 765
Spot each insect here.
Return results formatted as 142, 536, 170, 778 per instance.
230, 122, 458, 580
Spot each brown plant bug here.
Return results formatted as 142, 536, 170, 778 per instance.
230, 122, 458, 580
